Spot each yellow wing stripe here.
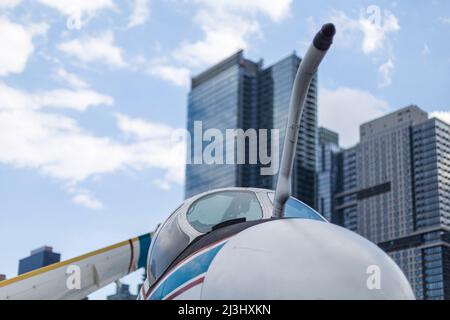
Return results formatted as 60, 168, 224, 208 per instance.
0, 237, 139, 288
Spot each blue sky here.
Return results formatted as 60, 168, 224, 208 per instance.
0, 0, 449, 299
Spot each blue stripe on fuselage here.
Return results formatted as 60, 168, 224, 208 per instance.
148, 242, 226, 300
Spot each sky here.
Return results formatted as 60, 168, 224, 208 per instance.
0, 0, 449, 299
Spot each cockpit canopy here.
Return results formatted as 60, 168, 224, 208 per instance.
187, 191, 263, 233
147, 188, 325, 285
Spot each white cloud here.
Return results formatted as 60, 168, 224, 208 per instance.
360, 10, 399, 54
139, 0, 292, 85
0, 82, 184, 208
146, 61, 190, 87
438, 16, 450, 24
173, 0, 292, 67
0, 0, 21, 9
173, 12, 259, 67
421, 44, 431, 57
378, 59, 394, 88
71, 190, 104, 210
58, 32, 127, 68
195, 0, 292, 22
315, 8, 399, 87
55, 68, 89, 89
128, 0, 150, 28
114, 113, 186, 189
115, 113, 174, 140
36, 89, 113, 111
319, 87, 389, 147
431, 111, 450, 125
329, 9, 399, 54
37, 0, 115, 17
27, 22, 49, 37
0, 84, 117, 182
0, 82, 113, 112
0, 18, 48, 76
37, 0, 116, 30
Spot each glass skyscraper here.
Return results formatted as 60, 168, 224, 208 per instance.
185, 50, 318, 208
316, 127, 340, 221
335, 106, 450, 300
18, 246, 61, 275
334, 145, 358, 232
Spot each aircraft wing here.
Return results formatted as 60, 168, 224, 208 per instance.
0, 233, 152, 300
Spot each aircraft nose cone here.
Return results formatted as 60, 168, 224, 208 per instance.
201, 219, 415, 300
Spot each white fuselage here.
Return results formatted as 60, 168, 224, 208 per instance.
141, 217, 415, 300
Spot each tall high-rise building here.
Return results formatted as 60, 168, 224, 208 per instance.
185, 50, 318, 208
18, 246, 60, 275
334, 146, 358, 232
318, 126, 339, 146
355, 106, 428, 243
316, 127, 340, 221
335, 105, 450, 300
106, 283, 137, 300
397, 115, 450, 300
185, 51, 261, 197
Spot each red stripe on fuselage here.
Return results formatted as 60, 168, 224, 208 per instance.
165, 276, 205, 300
127, 239, 134, 273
